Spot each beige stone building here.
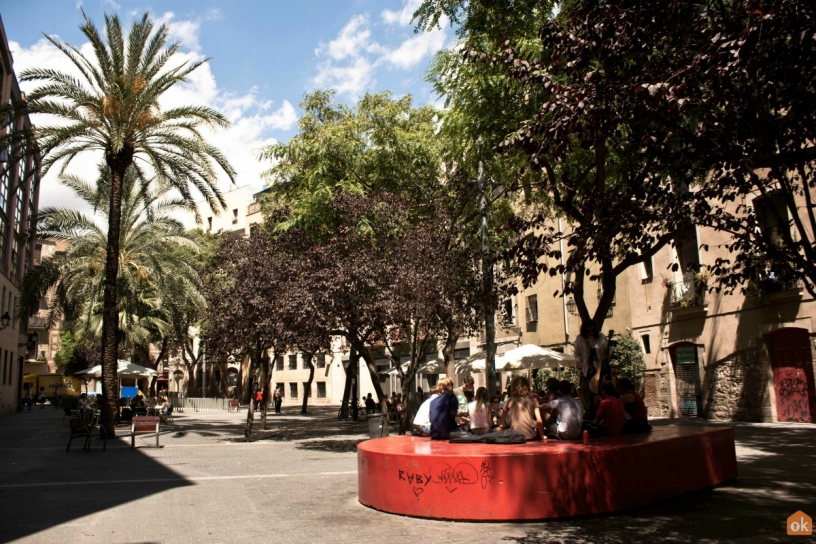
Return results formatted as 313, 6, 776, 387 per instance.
0, 16, 42, 416
628, 192, 816, 424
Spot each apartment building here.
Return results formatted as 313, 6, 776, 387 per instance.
0, 16, 41, 416
629, 192, 816, 424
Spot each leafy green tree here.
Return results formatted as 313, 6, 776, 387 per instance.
418, 0, 703, 333
22, 12, 235, 434
54, 331, 103, 377
608, 334, 646, 390
261, 91, 490, 409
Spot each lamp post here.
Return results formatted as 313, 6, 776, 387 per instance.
0, 312, 11, 329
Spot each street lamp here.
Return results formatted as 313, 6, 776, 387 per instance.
0, 312, 11, 329
566, 298, 578, 315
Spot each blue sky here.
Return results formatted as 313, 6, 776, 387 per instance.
1, 0, 451, 210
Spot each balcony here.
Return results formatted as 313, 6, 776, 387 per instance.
669, 271, 707, 311
247, 202, 262, 215
28, 315, 49, 329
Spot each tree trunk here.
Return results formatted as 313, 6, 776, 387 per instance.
442, 318, 462, 380
244, 355, 257, 441
356, 344, 388, 414
258, 348, 270, 430
301, 352, 314, 415
341, 353, 352, 413
99, 161, 128, 437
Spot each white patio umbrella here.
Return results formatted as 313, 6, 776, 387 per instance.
455, 351, 486, 374
494, 344, 577, 371
75, 360, 158, 378
381, 358, 448, 376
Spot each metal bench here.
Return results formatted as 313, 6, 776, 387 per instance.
227, 399, 240, 412
131, 416, 161, 449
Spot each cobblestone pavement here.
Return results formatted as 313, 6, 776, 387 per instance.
0, 404, 813, 544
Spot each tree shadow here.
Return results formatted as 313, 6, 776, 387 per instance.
498, 422, 815, 543
296, 439, 367, 453
0, 411, 193, 542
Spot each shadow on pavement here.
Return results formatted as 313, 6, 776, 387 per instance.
500, 421, 816, 543
0, 409, 193, 542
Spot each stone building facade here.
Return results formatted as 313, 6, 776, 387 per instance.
0, 16, 41, 416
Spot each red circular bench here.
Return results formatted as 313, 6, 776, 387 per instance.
357, 426, 737, 521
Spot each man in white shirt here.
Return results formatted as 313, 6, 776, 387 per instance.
412, 392, 440, 436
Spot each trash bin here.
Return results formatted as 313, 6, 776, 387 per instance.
368, 413, 389, 439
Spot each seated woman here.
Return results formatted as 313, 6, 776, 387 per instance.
467, 387, 492, 435
428, 378, 469, 440
499, 376, 545, 440
617, 378, 652, 433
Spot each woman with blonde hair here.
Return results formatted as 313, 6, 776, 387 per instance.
500, 376, 545, 440
468, 387, 491, 435
429, 377, 465, 439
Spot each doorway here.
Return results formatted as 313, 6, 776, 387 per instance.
670, 342, 702, 417
768, 328, 816, 422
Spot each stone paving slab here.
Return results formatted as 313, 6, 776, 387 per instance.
0, 405, 814, 543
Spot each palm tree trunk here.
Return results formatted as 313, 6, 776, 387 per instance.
100, 163, 127, 437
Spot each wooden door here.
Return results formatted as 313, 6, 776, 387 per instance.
768, 329, 816, 423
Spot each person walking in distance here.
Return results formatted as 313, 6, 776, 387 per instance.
273, 386, 282, 414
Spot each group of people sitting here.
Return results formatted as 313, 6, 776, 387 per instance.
412, 374, 649, 441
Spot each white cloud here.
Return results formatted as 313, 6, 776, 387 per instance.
10, 19, 297, 216
381, 0, 423, 26
313, 5, 447, 100
156, 12, 203, 52
383, 28, 446, 69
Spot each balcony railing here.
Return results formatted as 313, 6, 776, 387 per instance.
670, 271, 707, 309
28, 315, 49, 329
247, 202, 262, 215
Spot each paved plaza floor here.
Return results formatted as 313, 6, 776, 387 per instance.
0, 404, 813, 544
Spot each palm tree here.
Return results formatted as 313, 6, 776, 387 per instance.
21, 167, 207, 412
21, 12, 235, 433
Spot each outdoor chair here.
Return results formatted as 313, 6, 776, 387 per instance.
66, 417, 108, 453
160, 404, 174, 425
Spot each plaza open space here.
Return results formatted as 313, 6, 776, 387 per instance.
1, 406, 814, 544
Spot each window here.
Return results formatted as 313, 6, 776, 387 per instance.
640, 256, 654, 281
641, 334, 651, 354
276, 382, 284, 397
316, 382, 326, 398
302, 357, 312, 370
453, 347, 470, 360
315, 355, 326, 369
525, 295, 538, 323
754, 192, 789, 246
289, 382, 298, 398
2, 350, 6, 384
288, 354, 297, 370
207, 217, 213, 231
232, 208, 239, 224
302, 382, 310, 398
502, 297, 515, 324
275, 356, 283, 371
227, 369, 239, 387
1, 287, 5, 313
